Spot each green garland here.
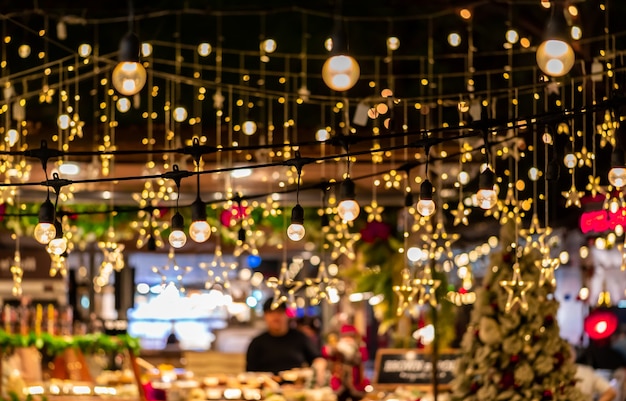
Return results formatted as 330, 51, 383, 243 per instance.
0, 332, 140, 356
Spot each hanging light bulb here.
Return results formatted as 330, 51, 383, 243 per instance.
322, 17, 360, 91
337, 178, 360, 222
34, 197, 57, 244
173, 106, 188, 122
287, 204, 306, 241
609, 146, 626, 188
197, 42, 212, 57
169, 212, 187, 248
536, 3, 575, 77
189, 197, 210, 243
242, 120, 257, 135
476, 166, 498, 210
47, 220, 67, 256
416, 179, 436, 217
112, 31, 147, 96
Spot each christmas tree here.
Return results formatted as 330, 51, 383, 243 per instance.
450, 221, 585, 401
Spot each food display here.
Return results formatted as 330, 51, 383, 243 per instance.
146, 368, 336, 401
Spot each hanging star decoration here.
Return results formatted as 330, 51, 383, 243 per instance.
413, 266, 441, 307
499, 262, 534, 313
392, 268, 419, 316
152, 247, 193, 293
327, 216, 361, 262
586, 175, 605, 198
267, 262, 304, 310
562, 182, 584, 208
364, 200, 384, 222
498, 185, 522, 226
535, 256, 559, 288
200, 245, 236, 291
519, 213, 551, 255
421, 221, 459, 264
96, 227, 125, 284
10, 249, 22, 296
49, 253, 68, 278
576, 146, 594, 168
304, 262, 339, 305
451, 200, 470, 226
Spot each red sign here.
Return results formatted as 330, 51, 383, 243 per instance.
579, 207, 626, 234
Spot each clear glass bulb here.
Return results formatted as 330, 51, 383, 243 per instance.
34, 222, 56, 244
337, 199, 360, 222
609, 167, 626, 188
563, 153, 577, 169
476, 188, 498, 210
322, 55, 360, 91
536, 39, 574, 77
287, 223, 306, 241
48, 238, 67, 255
112, 61, 147, 96
416, 199, 436, 217
189, 220, 211, 243
169, 229, 187, 248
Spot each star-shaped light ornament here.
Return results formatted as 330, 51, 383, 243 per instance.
413, 267, 441, 307
421, 221, 459, 267
152, 247, 193, 293
519, 213, 552, 255
266, 262, 304, 310
200, 245, 236, 290
327, 217, 361, 262
392, 268, 419, 316
576, 146, 594, 168
499, 263, 534, 313
10, 250, 23, 296
451, 201, 470, 226
535, 256, 559, 288
498, 185, 522, 226
586, 175, 605, 198
562, 182, 584, 208
304, 262, 339, 305
364, 200, 384, 223
49, 253, 68, 279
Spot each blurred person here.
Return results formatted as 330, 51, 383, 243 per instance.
246, 299, 326, 385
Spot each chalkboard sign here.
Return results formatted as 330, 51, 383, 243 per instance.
373, 348, 459, 387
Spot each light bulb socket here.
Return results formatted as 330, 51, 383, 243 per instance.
290, 204, 305, 225
119, 31, 141, 63
546, 157, 560, 181
419, 179, 434, 201
611, 147, 625, 168
478, 167, 495, 190
171, 212, 184, 231
330, 28, 349, 55
340, 178, 356, 201
320, 213, 330, 228
543, 3, 569, 43
53, 219, 63, 239
191, 197, 207, 222
38, 198, 56, 224
404, 192, 414, 207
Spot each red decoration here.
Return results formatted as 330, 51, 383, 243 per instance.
580, 206, 626, 234
542, 389, 553, 401
510, 354, 519, 363
500, 371, 514, 388
584, 309, 618, 340
359, 221, 391, 243
219, 205, 247, 227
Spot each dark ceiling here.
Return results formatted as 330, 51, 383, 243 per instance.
0, 0, 623, 252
